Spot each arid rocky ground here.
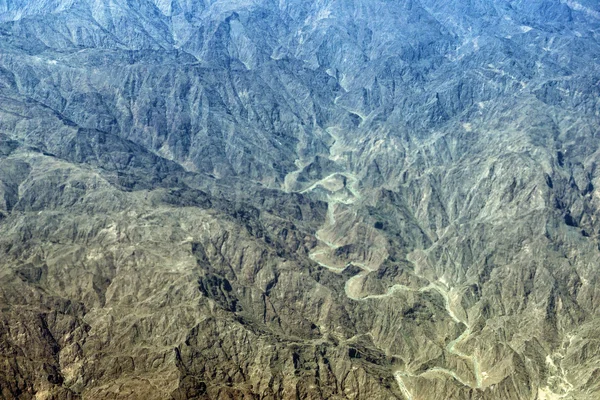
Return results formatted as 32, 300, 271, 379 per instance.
1, 0, 600, 399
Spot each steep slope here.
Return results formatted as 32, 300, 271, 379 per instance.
0, 1, 600, 399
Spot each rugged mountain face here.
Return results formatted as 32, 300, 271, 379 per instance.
0, 0, 600, 399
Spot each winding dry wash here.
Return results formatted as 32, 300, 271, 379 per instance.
307, 173, 486, 395
0, 1, 599, 399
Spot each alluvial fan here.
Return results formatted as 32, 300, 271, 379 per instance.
0, 0, 599, 399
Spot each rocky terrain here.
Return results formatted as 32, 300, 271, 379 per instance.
0, 0, 600, 399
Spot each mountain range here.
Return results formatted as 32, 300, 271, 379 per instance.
1, 0, 600, 399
